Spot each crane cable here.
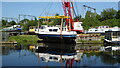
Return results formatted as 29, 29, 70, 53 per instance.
39, 2, 52, 17
71, 2, 77, 18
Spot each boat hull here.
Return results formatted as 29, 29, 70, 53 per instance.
37, 34, 76, 43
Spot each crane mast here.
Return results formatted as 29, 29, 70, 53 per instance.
62, 0, 74, 31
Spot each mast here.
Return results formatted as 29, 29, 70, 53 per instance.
62, 0, 74, 31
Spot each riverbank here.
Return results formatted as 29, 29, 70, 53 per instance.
8, 35, 104, 46
8, 35, 42, 46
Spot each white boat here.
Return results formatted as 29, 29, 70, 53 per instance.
87, 26, 120, 33
1, 25, 22, 32
35, 25, 77, 42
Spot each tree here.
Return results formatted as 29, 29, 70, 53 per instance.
116, 10, 120, 19
101, 8, 117, 21
83, 11, 100, 30
74, 15, 82, 21
22, 20, 38, 31
51, 13, 61, 25
9, 21, 16, 25
2, 20, 7, 26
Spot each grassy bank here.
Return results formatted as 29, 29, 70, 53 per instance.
8, 35, 42, 46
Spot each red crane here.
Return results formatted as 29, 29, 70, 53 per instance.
62, 0, 75, 31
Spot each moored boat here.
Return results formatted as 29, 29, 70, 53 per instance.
35, 1, 84, 42
1, 25, 22, 32
87, 26, 120, 33
35, 24, 77, 42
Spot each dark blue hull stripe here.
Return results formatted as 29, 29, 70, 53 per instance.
38, 34, 76, 37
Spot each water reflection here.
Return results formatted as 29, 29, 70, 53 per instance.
2, 43, 120, 66
35, 43, 83, 67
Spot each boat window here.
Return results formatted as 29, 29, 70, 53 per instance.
40, 26, 45, 29
53, 29, 58, 32
41, 57, 46, 61
95, 30, 98, 31
53, 57, 58, 60
49, 29, 52, 32
49, 57, 52, 59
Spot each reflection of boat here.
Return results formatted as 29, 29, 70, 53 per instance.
35, 52, 83, 63
1, 25, 22, 32
35, 43, 83, 63
104, 31, 120, 46
105, 46, 120, 51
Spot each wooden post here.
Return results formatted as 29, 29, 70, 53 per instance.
38, 19, 40, 32
60, 18, 64, 39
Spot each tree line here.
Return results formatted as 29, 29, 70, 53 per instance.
2, 8, 120, 31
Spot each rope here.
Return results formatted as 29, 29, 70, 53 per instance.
74, 2, 79, 17
39, 2, 51, 17
71, 2, 77, 18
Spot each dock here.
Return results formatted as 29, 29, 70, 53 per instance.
0, 42, 17, 44
76, 33, 103, 44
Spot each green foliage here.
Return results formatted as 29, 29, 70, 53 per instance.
9, 21, 16, 25
8, 35, 41, 46
2, 8, 119, 31
2, 20, 16, 27
83, 11, 101, 30
116, 10, 120, 19
74, 15, 82, 21
52, 13, 61, 25
22, 20, 38, 31
101, 8, 117, 21
82, 8, 119, 30
2, 20, 7, 26
101, 18, 119, 27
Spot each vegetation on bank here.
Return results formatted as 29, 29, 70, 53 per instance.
2, 8, 120, 31
8, 35, 42, 46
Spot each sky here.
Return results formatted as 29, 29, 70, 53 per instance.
2, 2, 119, 20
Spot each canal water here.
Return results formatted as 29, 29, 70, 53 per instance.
1, 42, 120, 67
2, 32, 9, 42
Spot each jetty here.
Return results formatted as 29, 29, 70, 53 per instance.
0, 41, 17, 44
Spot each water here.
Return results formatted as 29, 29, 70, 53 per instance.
1, 43, 120, 67
2, 32, 9, 42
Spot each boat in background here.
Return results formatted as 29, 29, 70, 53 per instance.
28, 26, 37, 35
87, 26, 120, 33
1, 25, 22, 32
